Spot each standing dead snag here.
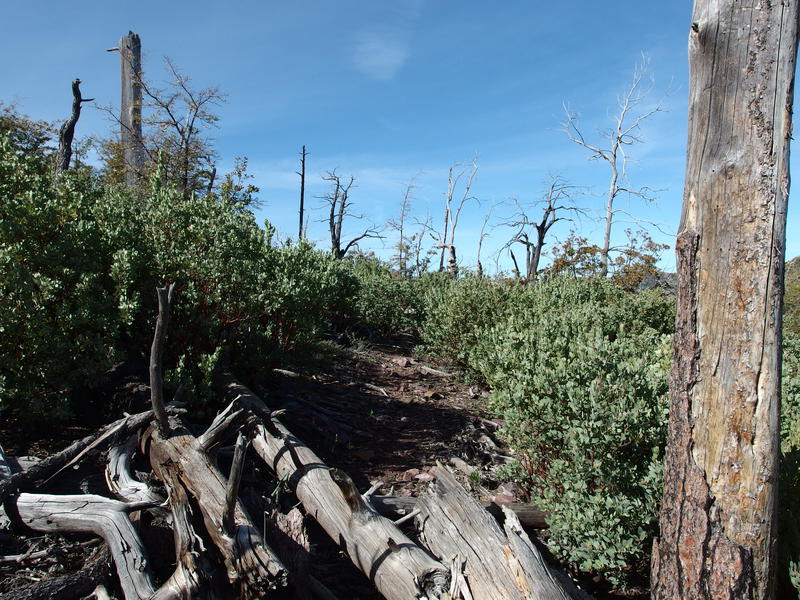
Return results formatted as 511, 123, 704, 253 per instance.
501, 176, 583, 282
562, 57, 662, 278
55, 78, 93, 177
436, 157, 479, 277
107, 31, 144, 187
298, 145, 308, 241
321, 171, 382, 258
651, 3, 799, 600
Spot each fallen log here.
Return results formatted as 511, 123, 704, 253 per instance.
370, 495, 549, 529
143, 420, 289, 598
219, 372, 451, 600
415, 465, 590, 600
8, 494, 157, 600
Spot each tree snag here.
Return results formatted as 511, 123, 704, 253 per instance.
118, 31, 144, 187
55, 78, 93, 177
651, 3, 799, 599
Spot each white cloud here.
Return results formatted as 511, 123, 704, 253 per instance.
353, 30, 409, 81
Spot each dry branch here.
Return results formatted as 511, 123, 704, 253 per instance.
0, 409, 159, 505
105, 434, 163, 504
150, 283, 176, 433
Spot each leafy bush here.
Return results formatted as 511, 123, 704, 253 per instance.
419, 275, 515, 376
422, 276, 674, 586
345, 256, 421, 337
0, 134, 365, 413
0, 135, 116, 417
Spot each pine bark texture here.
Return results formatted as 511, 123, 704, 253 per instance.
651, 2, 799, 599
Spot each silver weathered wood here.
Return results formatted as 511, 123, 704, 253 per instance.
13, 494, 156, 600
415, 466, 585, 600
145, 423, 288, 598
219, 373, 451, 600
119, 31, 144, 186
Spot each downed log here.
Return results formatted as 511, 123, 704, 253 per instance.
415, 465, 589, 600
8, 494, 156, 600
370, 495, 549, 530
144, 421, 289, 598
147, 449, 213, 600
218, 372, 451, 600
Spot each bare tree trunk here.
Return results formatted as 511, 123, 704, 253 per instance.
55, 79, 93, 177
651, 4, 799, 599
119, 31, 143, 187
598, 163, 617, 278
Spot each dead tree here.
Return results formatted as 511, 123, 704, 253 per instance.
55, 79, 93, 177
436, 157, 479, 277
103, 40, 222, 196
297, 145, 307, 241
562, 58, 662, 278
107, 32, 144, 187
651, 3, 799, 599
321, 171, 382, 259
475, 204, 495, 279
388, 174, 421, 277
501, 176, 583, 282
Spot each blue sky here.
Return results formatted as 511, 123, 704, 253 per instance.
2, 1, 798, 272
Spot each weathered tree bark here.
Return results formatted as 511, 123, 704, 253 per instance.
218, 373, 452, 600
651, 4, 799, 600
9, 494, 157, 600
55, 79, 93, 177
143, 422, 289, 598
150, 283, 175, 433
119, 31, 144, 187
370, 494, 548, 529
147, 447, 214, 600
415, 466, 585, 600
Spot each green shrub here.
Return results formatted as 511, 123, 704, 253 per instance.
471, 277, 674, 587
0, 135, 116, 417
419, 275, 515, 375
344, 256, 421, 337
